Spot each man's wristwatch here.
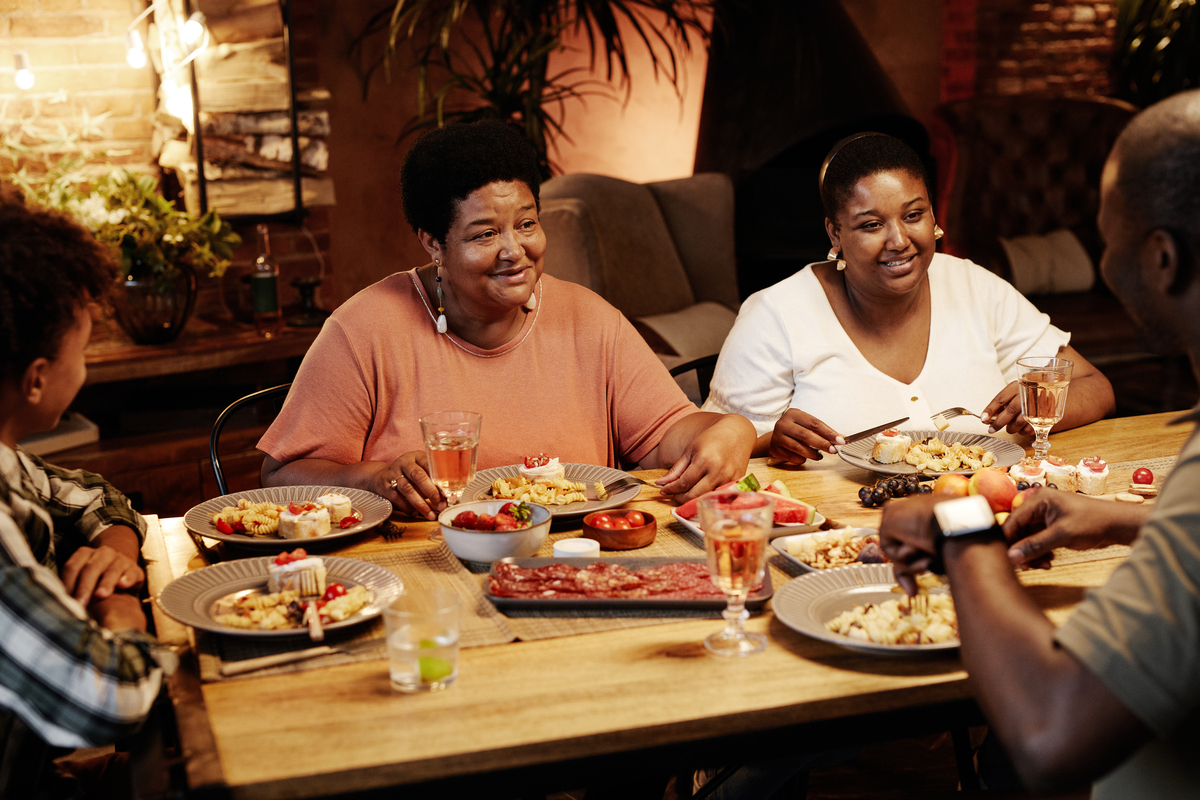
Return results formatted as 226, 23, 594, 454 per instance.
931, 495, 1002, 570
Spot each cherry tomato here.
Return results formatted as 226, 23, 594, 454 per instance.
340, 514, 360, 529
624, 511, 646, 527
1132, 467, 1154, 485
322, 583, 347, 602
589, 514, 614, 529
216, 518, 234, 534
524, 453, 551, 468
612, 518, 632, 530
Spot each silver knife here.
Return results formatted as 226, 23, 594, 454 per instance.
841, 417, 910, 445
220, 638, 385, 677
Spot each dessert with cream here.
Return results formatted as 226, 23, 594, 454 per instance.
1039, 456, 1079, 492
279, 501, 331, 539
519, 453, 565, 483
1009, 457, 1048, 487
315, 492, 353, 524
1077, 456, 1109, 496
267, 548, 327, 595
870, 429, 911, 464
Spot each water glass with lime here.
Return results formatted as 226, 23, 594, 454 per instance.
384, 588, 461, 692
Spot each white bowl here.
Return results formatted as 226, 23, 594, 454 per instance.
435, 500, 552, 562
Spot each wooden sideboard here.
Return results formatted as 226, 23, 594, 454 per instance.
49, 314, 319, 517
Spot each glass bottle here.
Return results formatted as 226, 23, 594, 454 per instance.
252, 223, 283, 338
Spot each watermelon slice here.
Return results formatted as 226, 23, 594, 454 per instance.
763, 479, 793, 498
674, 490, 817, 526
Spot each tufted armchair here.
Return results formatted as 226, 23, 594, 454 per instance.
538, 172, 740, 369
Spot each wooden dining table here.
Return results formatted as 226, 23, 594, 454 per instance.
139, 411, 1192, 800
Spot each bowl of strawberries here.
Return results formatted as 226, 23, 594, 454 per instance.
435, 500, 552, 563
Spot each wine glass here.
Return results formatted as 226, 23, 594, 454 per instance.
1016, 357, 1073, 462
419, 411, 482, 505
698, 492, 774, 657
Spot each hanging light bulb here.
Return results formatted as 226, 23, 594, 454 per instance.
125, 29, 147, 69
162, 79, 194, 130
14, 51, 34, 90
182, 11, 206, 46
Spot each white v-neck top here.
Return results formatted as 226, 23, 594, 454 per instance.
703, 253, 1070, 437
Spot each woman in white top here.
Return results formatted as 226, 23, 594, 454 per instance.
704, 133, 1114, 465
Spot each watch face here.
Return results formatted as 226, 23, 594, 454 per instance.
934, 495, 996, 537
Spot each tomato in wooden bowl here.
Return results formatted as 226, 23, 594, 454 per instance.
581, 509, 657, 550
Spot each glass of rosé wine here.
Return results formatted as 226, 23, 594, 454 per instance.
698, 492, 775, 657
419, 411, 482, 505
1016, 357, 1072, 462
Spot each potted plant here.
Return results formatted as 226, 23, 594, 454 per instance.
3, 113, 239, 344
353, 0, 713, 175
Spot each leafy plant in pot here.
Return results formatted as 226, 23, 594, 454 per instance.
353, 0, 713, 176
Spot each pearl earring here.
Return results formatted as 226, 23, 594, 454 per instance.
435, 260, 447, 334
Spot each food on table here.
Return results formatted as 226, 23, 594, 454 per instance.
519, 453, 565, 483
267, 549, 327, 595
825, 591, 958, 645
1038, 456, 1079, 492
1127, 484, 1158, 497
214, 582, 372, 631
675, 488, 817, 526
734, 473, 762, 492
763, 479, 793, 497
857, 474, 931, 508
931, 473, 970, 497
211, 499, 285, 536
1008, 457, 1048, 487
491, 475, 594, 505
1131, 467, 1154, 485
785, 528, 887, 568
967, 467, 1018, 513
587, 509, 648, 530
870, 429, 912, 464
1077, 457, 1110, 495
1011, 486, 1039, 511
315, 492, 357, 527
1116, 492, 1145, 504
904, 438, 995, 472
279, 501, 332, 539
451, 501, 534, 531
487, 561, 761, 600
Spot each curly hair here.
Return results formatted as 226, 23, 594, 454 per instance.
400, 120, 543, 244
0, 189, 120, 382
819, 133, 931, 225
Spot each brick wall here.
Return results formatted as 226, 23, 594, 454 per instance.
942, 0, 1118, 99
1, 0, 155, 169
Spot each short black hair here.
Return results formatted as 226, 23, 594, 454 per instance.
819, 133, 930, 224
0, 189, 119, 382
400, 120, 543, 244
1112, 89, 1200, 264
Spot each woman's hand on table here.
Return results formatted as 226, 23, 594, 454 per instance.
762, 408, 844, 465
981, 382, 1033, 435
1002, 489, 1148, 566
652, 413, 755, 502
378, 451, 446, 521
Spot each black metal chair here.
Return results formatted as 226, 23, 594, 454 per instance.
209, 383, 291, 496
668, 353, 719, 405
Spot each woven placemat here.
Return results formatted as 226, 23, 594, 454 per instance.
460, 520, 795, 642
198, 545, 515, 682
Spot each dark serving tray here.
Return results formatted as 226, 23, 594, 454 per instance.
484, 556, 773, 611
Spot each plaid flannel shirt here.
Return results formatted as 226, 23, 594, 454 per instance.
0, 443, 164, 749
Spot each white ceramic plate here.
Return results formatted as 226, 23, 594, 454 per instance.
156, 556, 403, 637
467, 463, 642, 519
837, 429, 1025, 476
770, 528, 880, 573
670, 507, 826, 540
184, 486, 392, 547
772, 564, 958, 654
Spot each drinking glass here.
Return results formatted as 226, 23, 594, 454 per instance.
384, 588, 461, 692
699, 492, 774, 657
1017, 357, 1073, 462
419, 411, 482, 505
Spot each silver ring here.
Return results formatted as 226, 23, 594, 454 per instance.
387, 478, 399, 490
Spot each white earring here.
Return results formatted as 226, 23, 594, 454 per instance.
827, 247, 846, 271
524, 283, 537, 311
435, 260, 447, 334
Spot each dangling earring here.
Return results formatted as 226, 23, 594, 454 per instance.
435, 260, 448, 334
827, 247, 846, 271
934, 225, 944, 240
524, 283, 537, 311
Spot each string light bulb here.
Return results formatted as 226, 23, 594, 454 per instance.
14, 51, 34, 90
182, 11, 207, 46
125, 29, 147, 69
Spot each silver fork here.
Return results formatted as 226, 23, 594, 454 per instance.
380, 522, 407, 541
601, 475, 655, 497
929, 407, 982, 431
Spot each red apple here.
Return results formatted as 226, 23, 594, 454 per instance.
932, 473, 971, 497
968, 467, 1019, 512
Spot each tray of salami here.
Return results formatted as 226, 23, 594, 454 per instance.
484, 557, 773, 611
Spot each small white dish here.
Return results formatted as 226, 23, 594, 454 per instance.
771, 529, 880, 573
434, 500, 552, 563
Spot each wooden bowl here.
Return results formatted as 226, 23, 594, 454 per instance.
581, 510, 657, 550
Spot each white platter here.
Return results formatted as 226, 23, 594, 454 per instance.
770, 528, 880, 573
184, 486, 391, 547
837, 429, 1025, 476
670, 507, 826, 540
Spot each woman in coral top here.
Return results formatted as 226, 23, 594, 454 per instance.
259, 121, 754, 519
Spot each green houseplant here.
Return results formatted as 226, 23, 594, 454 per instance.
1112, 0, 1200, 107
354, 0, 713, 174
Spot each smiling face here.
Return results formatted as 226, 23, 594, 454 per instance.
826, 169, 937, 299
421, 180, 545, 318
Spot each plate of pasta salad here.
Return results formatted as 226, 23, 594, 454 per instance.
184, 486, 392, 547
466, 463, 644, 520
